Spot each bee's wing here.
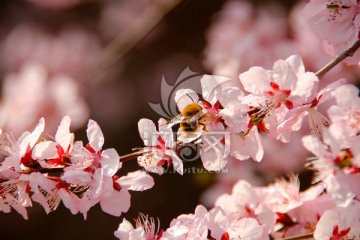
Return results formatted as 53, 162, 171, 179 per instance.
165, 115, 185, 128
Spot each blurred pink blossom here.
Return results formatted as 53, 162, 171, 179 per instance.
23, 0, 90, 9
0, 62, 89, 135
204, 0, 295, 77
1, 24, 100, 76
99, 0, 153, 40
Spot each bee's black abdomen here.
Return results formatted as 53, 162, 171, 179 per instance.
180, 122, 198, 132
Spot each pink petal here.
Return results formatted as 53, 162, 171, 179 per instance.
55, 116, 74, 151
86, 119, 104, 152
239, 67, 272, 94
32, 141, 58, 160
100, 189, 131, 216
118, 170, 154, 191
138, 119, 157, 146
101, 148, 120, 177
174, 89, 198, 112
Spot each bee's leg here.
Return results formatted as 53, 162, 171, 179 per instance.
199, 122, 207, 131
198, 115, 208, 131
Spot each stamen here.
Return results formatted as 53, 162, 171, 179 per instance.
135, 213, 160, 240
39, 187, 61, 211
308, 108, 330, 141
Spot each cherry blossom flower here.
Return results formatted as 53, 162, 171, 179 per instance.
303, 0, 360, 64
137, 118, 183, 175
276, 78, 346, 142
98, 170, 154, 217
259, 174, 324, 214
208, 207, 266, 240
314, 200, 360, 240
19, 172, 80, 215
200, 74, 248, 134
291, 1, 360, 86
32, 116, 74, 168
0, 178, 31, 219
0, 118, 45, 172
274, 193, 336, 238
214, 180, 276, 237
328, 84, 360, 137
62, 119, 120, 185
162, 205, 209, 240
58, 120, 129, 215
114, 213, 162, 240
240, 55, 319, 119
303, 0, 360, 45
200, 76, 265, 164
302, 123, 360, 206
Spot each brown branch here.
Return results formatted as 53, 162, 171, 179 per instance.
38, 150, 143, 174
82, 0, 183, 82
316, 39, 360, 79
119, 150, 143, 163
280, 233, 314, 240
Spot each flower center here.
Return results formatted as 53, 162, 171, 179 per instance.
326, 0, 356, 22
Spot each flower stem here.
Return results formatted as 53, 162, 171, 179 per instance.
38, 150, 143, 174
280, 233, 314, 240
120, 150, 143, 163
316, 39, 360, 79
83, 0, 183, 82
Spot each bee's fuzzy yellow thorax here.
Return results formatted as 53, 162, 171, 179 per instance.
182, 103, 202, 117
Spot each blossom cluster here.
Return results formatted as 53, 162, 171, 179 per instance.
304, 0, 360, 64
0, 116, 154, 219
137, 55, 352, 172
116, 177, 360, 239
129, 53, 360, 239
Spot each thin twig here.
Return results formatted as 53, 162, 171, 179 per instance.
83, 0, 183, 82
316, 39, 360, 79
120, 150, 143, 163
38, 150, 143, 174
280, 233, 314, 240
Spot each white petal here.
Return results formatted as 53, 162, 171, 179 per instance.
55, 116, 74, 151
170, 152, 184, 175
101, 148, 120, 177
335, 84, 359, 109
32, 141, 58, 160
28, 118, 45, 148
100, 189, 131, 216
86, 119, 104, 152
174, 89, 198, 112
229, 218, 263, 240
208, 207, 228, 240
58, 189, 79, 215
200, 75, 233, 104
138, 119, 157, 146
118, 170, 154, 191
114, 218, 134, 239
201, 147, 228, 171
231, 129, 264, 162
239, 67, 272, 94
19, 118, 45, 155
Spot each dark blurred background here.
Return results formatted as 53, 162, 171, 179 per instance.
0, 0, 357, 239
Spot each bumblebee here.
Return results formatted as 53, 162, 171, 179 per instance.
179, 102, 205, 132
167, 102, 205, 130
